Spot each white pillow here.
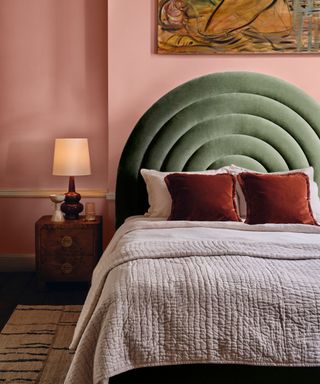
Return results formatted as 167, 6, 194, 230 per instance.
141, 167, 233, 218
228, 164, 320, 221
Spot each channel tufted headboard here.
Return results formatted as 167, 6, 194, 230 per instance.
115, 72, 320, 228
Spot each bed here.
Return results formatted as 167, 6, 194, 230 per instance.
65, 72, 320, 383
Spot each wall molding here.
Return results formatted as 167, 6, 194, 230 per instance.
0, 253, 35, 272
106, 192, 115, 200
0, 189, 115, 200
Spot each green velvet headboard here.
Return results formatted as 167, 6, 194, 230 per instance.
115, 72, 320, 228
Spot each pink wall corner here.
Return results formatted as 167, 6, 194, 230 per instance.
0, 0, 108, 254
0, 0, 108, 190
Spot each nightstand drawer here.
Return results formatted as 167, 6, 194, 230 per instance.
38, 227, 94, 261
39, 251, 94, 282
35, 215, 102, 286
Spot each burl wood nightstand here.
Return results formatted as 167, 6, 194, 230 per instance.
35, 215, 102, 288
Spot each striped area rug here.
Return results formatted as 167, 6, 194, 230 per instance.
0, 305, 81, 383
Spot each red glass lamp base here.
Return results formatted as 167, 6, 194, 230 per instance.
61, 199, 83, 220
61, 176, 84, 220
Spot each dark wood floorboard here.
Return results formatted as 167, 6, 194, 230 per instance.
0, 272, 88, 331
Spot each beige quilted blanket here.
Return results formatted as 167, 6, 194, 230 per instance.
65, 219, 320, 384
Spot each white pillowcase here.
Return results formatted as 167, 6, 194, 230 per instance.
141, 165, 320, 222
141, 167, 232, 218
228, 164, 320, 221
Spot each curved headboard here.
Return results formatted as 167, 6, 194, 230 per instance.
116, 72, 320, 227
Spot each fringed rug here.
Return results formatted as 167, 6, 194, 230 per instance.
0, 305, 81, 383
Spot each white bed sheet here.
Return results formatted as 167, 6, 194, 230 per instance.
65, 217, 320, 383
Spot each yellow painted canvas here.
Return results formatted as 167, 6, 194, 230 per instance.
157, 0, 320, 53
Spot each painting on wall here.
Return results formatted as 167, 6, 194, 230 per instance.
157, 0, 320, 54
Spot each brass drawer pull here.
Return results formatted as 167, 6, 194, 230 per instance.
61, 236, 73, 248
61, 263, 73, 274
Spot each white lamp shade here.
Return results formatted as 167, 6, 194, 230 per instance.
52, 138, 91, 176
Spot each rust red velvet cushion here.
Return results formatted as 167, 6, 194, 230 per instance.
164, 173, 240, 221
237, 172, 317, 225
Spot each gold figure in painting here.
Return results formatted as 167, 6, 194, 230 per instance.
157, 0, 320, 53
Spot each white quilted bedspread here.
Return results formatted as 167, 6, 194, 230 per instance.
65, 218, 320, 384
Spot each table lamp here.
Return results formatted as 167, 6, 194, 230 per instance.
52, 138, 91, 220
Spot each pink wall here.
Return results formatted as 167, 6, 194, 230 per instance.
108, 0, 320, 191
2, 0, 320, 258
0, 0, 108, 254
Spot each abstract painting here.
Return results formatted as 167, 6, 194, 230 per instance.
157, 0, 320, 54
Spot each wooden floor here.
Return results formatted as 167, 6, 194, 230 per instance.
0, 272, 88, 331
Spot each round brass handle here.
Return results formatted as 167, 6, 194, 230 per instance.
61, 262, 73, 274
61, 236, 72, 248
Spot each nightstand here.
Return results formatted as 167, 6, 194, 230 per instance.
35, 215, 102, 288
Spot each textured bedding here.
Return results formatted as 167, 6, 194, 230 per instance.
65, 218, 320, 384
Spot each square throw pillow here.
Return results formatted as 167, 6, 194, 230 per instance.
164, 173, 240, 222
237, 172, 317, 225
141, 167, 233, 218
229, 164, 320, 221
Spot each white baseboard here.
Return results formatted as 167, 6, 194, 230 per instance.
0, 254, 35, 272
